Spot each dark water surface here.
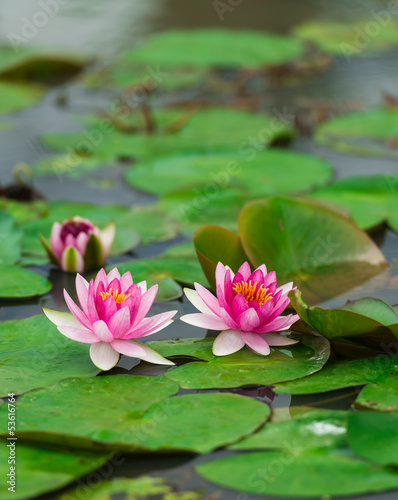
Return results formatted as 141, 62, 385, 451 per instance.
1, 1, 398, 499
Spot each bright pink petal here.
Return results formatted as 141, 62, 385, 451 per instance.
107, 307, 132, 337
125, 310, 177, 338
194, 282, 220, 315
264, 296, 290, 324
248, 269, 264, 286
107, 277, 121, 294
256, 264, 267, 276
75, 232, 89, 255
132, 285, 158, 326
262, 333, 299, 346
75, 274, 89, 314
106, 267, 120, 283
49, 222, 63, 260
254, 314, 299, 334
86, 280, 100, 324
89, 342, 119, 370
112, 339, 174, 365
256, 299, 275, 324
215, 262, 228, 289
63, 289, 91, 329
212, 329, 245, 356
179, 312, 229, 331
220, 307, 239, 329
231, 294, 249, 319
137, 280, 147, 293
237, 308, 260, 331
120, 271, 133, 290
241, 331, 270, 355
96, 294, 117, 323
57, 325, 99, 343
237, 262, 251, 280
94, 268, 107, 292
93, 320, 114, 342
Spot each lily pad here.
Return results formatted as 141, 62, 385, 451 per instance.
126, 149, 332, 197
3, 379, 269, 454
0, 265, 52, 298
0, 81, 43, 115
231, 409, 348, 451
0, 198, 48, 224
315, 108, 398, 159
311, 175, 398, 231
0, 315, 100, 396
348, 411, 398, 466
196, 448, 398, 498
238, 197, 387, 304
0, 211, 22, 264
165, 334, 330, 389
294, 19, 398, 56
274, 354, 398, 395
114, 255, 209, 301
291, 290, 398, 349
42, 108, 294, 163
126, 29, 305, 68
355, 373, 398, 412
0, 442, 110, 500
148, 338, 215, 361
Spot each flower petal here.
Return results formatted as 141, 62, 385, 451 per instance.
120, 271, 133, 290
61, 246, 84, 273
237, 262, 252, 280
90, 342, 120, 370
237, 308, 260, 331
194, 282, 220, 315
75, 273, 89, 313
125, 310, 177, 338
93, 320, 114, 342
107, 307, 132, 337
241, 331, 270, 355
184, 288, 214, 315
262, 333, 299, 346
63, 289, 91, 329
43, 308, 83, 328
212, 329, 245, 356
133, 285, 158, 326
111, 339, 174, 365
276, 281, 294, 296
179, 313, 229, 331
215, 262, 228, 289
57, 325, 99, 343
100, 221, 115, 259
220, 307, 239, 329
255, 314, 299, 334
106, 267, 120, 283
49, 222, 63, 261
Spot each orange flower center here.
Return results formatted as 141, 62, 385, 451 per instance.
100, 288, 130, 304
232, 281, 273, 306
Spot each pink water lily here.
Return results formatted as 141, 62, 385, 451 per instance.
43, 268, 177, 370
180, 262, 299, 356
41, 216, 115, 273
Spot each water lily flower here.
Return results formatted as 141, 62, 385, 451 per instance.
180, 262, 299, 356
40, 216, 115, 273
43, 268, 177, 370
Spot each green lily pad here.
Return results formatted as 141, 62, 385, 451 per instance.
126, 29, 305, 68
0, 265, 52, 298
114, 255, 209, 301
238, 197, 387, 304
126, 149, 332, 197
165, 334, 330, 389
32, 154, 108, 179
0, 315, 100, 396
274, 354, 398, 395
193, 225, 250, 290
231, 409, 348, 451
348, 411, 398, 466
315, 108, 398, 159
58, 476, 203, 500
148, 338, 215, 361
196, 448, 398, 498
42, 108, 294, 164
0, 211, 22, 264
0, 442, 110, 500
294, 19, 398, 56
3, 378, 269, 454
355, 373, 398, 412
310, 175, 398, 231
0, 198, 48, 224
291, 290, 398, 349
0, 81, 43, 115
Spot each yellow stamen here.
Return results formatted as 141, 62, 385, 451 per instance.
100, 288, 131, 304
232, 281, 273, 306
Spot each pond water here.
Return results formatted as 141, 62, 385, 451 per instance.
1, 0, 398, 499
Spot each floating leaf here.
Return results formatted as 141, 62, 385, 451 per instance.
348, 411, 398, 466
196, 448, 398, 498
238, 197, 387, 303
294, 19, 398, 56
0, 442, 110, 500
126, 149, 332, 197
0, 81, 43, 115
0, 315, 100, 396
148, 338, 215, 361
0, 198, 48, 224
165, 335, 330, 389
274, 354, 398, 395
311, 175, 398, 231
315, 108, 398, 159
231, 409, 348, 451
355, 373, 398, 412
0, 265, 52, 298
3, 379, 269, 454
291, 290, 398, 349
115, 256, 209, 301
0, 211, 22, 264
126, 29, 305, 68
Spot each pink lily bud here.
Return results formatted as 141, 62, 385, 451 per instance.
41, 216, 115, 273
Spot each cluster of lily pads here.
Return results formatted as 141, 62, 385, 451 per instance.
2, 19, 398, 500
